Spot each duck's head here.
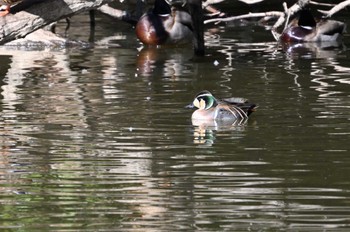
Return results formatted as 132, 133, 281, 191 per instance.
192, 90, 217, 110
298, 9, 317, 29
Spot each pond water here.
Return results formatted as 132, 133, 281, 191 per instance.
1, 6, 350, 231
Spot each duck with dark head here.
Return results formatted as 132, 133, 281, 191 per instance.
280, 9, 346, 43
136, 0, 193, 45
136, 0, 204, 55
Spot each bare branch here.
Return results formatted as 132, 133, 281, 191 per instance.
310, 1, 336, 7
318, 0, 350, 17
204, 11, 284, 24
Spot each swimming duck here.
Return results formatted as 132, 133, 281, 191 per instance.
187, 90, 257, 123
280, 9, 346, 43
0, 0, 22, 16
135, 0, 193, 45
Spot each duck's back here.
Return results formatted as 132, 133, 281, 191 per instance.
221, 98, 256, 116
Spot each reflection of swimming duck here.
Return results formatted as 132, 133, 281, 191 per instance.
187, 90, 257, 124
0, 0, 22, 16
280, 9, 346, 43
136, 46, 192, 76
135, 0, 193, 45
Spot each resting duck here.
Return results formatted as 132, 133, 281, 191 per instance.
280, 9, 346, 43
136, 0, 193, 45
187, 90, 257, 124
0, 0, 22, 16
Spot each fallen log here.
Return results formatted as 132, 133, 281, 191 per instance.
0, 0, 113, 45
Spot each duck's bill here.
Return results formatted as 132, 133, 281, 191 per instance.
185, 103, 195, 109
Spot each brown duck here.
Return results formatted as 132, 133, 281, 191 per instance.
280, 9, 346, 43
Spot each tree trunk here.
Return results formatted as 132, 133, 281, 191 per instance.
187, 0, 205, 56
0, 0, 113, 45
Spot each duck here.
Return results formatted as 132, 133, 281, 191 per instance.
187, 90, 257, 124
280, 9, 346, 43
0, 0, 22, 16
135, 0, 193, 46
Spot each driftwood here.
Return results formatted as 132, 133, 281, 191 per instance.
0, 0, 114, 45
4, 28, 89, 48
98, 5, 128, 21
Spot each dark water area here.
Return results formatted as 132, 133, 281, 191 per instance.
1, 2, 350, 231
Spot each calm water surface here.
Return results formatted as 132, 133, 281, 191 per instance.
0, 10, 350, 231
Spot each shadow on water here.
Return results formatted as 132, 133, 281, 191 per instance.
0, 10, 350, 231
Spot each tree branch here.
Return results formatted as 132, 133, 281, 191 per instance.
204, 11, 284, 24
310, 1, 336, 7
0, 0, 114, 45
318, 0, 350, 17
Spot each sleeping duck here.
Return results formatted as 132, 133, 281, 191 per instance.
280, 9, 346, 43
